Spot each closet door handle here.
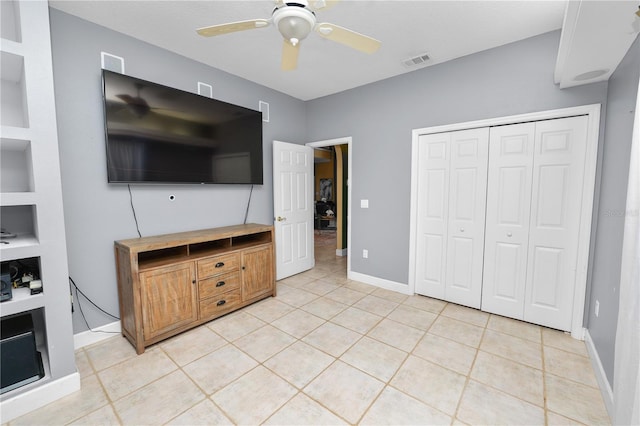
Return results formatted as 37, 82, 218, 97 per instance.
460, 228, 465, 232
507, 232, 513, 237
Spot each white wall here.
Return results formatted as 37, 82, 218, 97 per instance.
589, 36, 639, 385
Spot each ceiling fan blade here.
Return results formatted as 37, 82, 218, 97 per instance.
315, 23, 380, 54
281, 39, 300, 71
308, 0, 339, 11
196, 19, 270, 37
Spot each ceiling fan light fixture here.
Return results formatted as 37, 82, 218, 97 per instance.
273, 7, 316, 44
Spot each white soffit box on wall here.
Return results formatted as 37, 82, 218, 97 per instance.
101, 52, 124, 74
197, 82, 213, 98
555, 1, 639, 89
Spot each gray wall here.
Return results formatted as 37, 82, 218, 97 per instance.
587, 36, 639, 385
306, 30, 608, 284
49, 9, 307, 332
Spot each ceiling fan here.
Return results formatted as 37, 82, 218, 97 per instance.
196, 0, 381, 71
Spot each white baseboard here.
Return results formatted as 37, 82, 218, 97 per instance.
348, 271, 412, 295
73, 321, 122, 349
585, 330, 614, 420
0, 372, 80, 423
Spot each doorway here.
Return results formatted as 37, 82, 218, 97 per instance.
307, 137, 352, 278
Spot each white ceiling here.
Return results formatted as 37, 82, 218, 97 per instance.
50, 0, 569, 100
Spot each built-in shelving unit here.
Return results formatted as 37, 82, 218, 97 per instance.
0, 0, 79, 422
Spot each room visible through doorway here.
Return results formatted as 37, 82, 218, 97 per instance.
308, 137, 352, 279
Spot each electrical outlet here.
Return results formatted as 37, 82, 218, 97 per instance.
362, 249, 368, 258
595, 300, 600, 317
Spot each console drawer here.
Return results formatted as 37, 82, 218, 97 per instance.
198, 272, 240, 300
199, 289, 242, 319
197, 253, 239, 279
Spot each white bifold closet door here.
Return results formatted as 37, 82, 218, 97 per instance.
481, 122, 535, 319
482, 116, 588, 330
415, 128, 489, 308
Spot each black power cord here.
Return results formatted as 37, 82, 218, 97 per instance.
128, 184, 142, 237
69, 276, 120, 334
244, 184, 254, 224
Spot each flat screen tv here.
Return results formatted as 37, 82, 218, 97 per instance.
101, 70, 263, 184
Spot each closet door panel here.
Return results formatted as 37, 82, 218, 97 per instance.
524, 116, 588, 331
481, 123, 535, 319
444, 128, 489, 308
415, 133, 450, 298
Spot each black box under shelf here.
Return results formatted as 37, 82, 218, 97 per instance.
1, 312, 44, 394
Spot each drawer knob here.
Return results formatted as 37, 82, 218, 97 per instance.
217, 300, 226, 306
192, 280, 196, 284
216, 281, 226, 287
215, 262, 225, 268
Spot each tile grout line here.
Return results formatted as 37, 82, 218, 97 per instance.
156, 343, 219, 425
541, 327, 549, 426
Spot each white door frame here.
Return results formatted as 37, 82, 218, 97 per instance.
307, 137, 353, 276
409, 104, 601, 339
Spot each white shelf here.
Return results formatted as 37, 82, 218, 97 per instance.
0, 287, 45, 318
0, 39, 24, 56
1, 192, 36, 206
0, 126, 31, 140
0, 235, 39, 261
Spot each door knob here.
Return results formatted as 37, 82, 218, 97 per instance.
460, 228, 465, 232
276, 216, 287, 222
507, 232, 513, 237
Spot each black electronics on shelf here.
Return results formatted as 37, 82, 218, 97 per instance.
1, 271, 12, 302
1, 313, 44, 394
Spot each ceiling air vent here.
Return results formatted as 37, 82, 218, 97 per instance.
402, 53, 430, 68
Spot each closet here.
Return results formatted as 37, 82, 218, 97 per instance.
414, 115, 589, 331
415, 128, 489, 309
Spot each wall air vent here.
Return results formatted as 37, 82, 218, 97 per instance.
402, 53, 430, 68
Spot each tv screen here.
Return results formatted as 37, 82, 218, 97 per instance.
101, 70, 263, 184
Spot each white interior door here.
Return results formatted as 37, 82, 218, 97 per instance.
524, 116, 588, 330
482, 122, 535, 318
415, 132, 450, 298
273, 140, 314, 280
444, 128, 489, 308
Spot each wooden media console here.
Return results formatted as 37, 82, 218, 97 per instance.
114, 224, 275, 354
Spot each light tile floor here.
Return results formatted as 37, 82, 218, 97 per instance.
8, 235, 610, 425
